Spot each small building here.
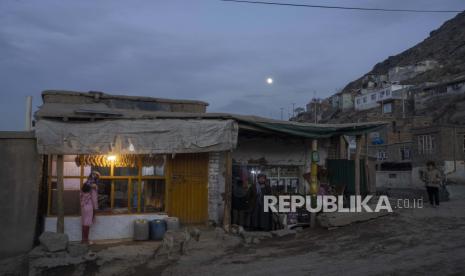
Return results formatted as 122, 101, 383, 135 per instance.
388, 60, 438, 83
413, 76, 465, 112
329, 91, 354, 111
360, 74, 388, 92
411, 124, 465, 187
355, 84, 411, 111
1, 90, 385, 256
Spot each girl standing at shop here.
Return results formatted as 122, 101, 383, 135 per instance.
80, 171, 100, 244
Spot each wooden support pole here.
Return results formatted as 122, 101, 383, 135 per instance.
110, 162, 115, 209
310, 139, 318, 195
137, 156, 142, 213
223, 151, 232, 232
354, 135, 362, 196
165, 155, 172, 214
56, 154, 65, 233
310, 139, 318, 228
128, 177, 132, 213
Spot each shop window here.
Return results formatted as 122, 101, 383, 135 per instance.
232, 164, 301, 195
114, 166, 138, 176
142, 179, 165, 212
47, 154, 166, 216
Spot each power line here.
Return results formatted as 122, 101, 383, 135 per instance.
221, 0, 463, 13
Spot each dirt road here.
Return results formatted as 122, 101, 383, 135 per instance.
3, 186, 464, 276
159, 185, 465, 276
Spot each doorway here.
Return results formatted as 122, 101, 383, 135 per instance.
168, 153, 209, 223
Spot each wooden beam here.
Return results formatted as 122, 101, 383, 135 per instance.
223, 151, 232, 231
56, 154, 65, 233
354, 135, 362, 196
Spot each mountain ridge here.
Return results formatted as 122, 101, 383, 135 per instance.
341, 11, 465, 93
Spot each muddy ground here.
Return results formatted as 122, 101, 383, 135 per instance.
2, 185, 465, 276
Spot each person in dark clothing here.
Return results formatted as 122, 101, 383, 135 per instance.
248, 173, 273, 231
420, 161, 443, 207
232, 180, 247, 226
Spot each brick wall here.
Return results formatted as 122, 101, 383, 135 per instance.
208, 152, 225, 225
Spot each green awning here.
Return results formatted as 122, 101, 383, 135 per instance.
233, 116, 387, 138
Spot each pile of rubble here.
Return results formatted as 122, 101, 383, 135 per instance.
28, 232, 94, 275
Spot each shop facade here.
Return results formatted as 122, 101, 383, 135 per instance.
34, 90, 385, 241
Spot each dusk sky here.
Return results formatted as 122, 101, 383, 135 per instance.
1, 0, 464, 130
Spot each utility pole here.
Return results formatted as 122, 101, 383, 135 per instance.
314, 101, 317, 124
292, 103, 295, 118
25, 96, 32, 131
280, 107, 284, 120
313, 91, 318, 124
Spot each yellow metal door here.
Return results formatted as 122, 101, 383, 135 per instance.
168, 153, 208, 224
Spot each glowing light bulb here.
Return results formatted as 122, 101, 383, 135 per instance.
107, 155, 117, 161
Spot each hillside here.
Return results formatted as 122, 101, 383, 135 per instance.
342, 11, 465, 92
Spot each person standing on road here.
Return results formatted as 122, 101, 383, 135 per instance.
420, 161, 443, 207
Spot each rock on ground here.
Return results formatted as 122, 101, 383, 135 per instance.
39, 231, 69, 252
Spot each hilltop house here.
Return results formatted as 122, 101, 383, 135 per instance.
355, 84, 411, 111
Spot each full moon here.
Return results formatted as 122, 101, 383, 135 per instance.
266, 77, 273, 84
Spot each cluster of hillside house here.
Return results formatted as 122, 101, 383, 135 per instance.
295, 60, 465, 190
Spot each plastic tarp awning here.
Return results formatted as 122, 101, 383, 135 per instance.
233, 117, 387, 138
35, 119, 238, 155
